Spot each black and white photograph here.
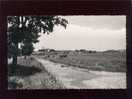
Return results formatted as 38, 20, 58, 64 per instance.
7, 15, 126, 89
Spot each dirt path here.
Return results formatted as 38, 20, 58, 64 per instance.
35, 57, 126, 89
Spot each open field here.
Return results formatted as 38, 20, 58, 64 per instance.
36, 50, 126, 72
8, 50, 126, 89
35, 57, 126, 89
8, 57, 65, 89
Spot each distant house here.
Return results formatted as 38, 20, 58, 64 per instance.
38, 48, 52, 55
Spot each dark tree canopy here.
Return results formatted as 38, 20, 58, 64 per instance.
21, 41, 34, 57
8, 16, 68, 43
8, 16, 68, 65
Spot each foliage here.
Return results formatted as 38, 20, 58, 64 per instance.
21, 41, 34, 57
7, 16, 68, 64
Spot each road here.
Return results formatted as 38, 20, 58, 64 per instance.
34, 57, 126, 89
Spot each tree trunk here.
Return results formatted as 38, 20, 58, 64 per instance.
12, 43, 18, 65
12, 55, 17, 65
24, 56, 27, 59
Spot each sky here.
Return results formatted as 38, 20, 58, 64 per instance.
34, 15, 126, 51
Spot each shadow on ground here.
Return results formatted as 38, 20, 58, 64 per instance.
8, 64, 42, 77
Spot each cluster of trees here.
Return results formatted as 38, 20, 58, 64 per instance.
8, 16, 68, 65
75, 49, 96, 53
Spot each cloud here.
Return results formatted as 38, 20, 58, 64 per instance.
34, 23, 126, 51
63, 15, 126, 30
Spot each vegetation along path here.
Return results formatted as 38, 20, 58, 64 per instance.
35, 57, 126, 89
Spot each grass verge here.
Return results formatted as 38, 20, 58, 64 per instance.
8, 56, 65, 89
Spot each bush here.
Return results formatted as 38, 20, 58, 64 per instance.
59, 54, 67, 58
8, 77, 24, 89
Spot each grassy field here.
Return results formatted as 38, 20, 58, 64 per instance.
8, 57, 65, 89
39, 50, 126, 72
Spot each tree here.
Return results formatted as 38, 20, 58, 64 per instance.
88, 50, 92, 53
8, 16, 68, 65
80, 49, 86, 53
49, 49, 56, 52
21, 41, 34, 59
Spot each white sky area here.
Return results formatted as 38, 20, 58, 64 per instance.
34, 15, 126, 51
